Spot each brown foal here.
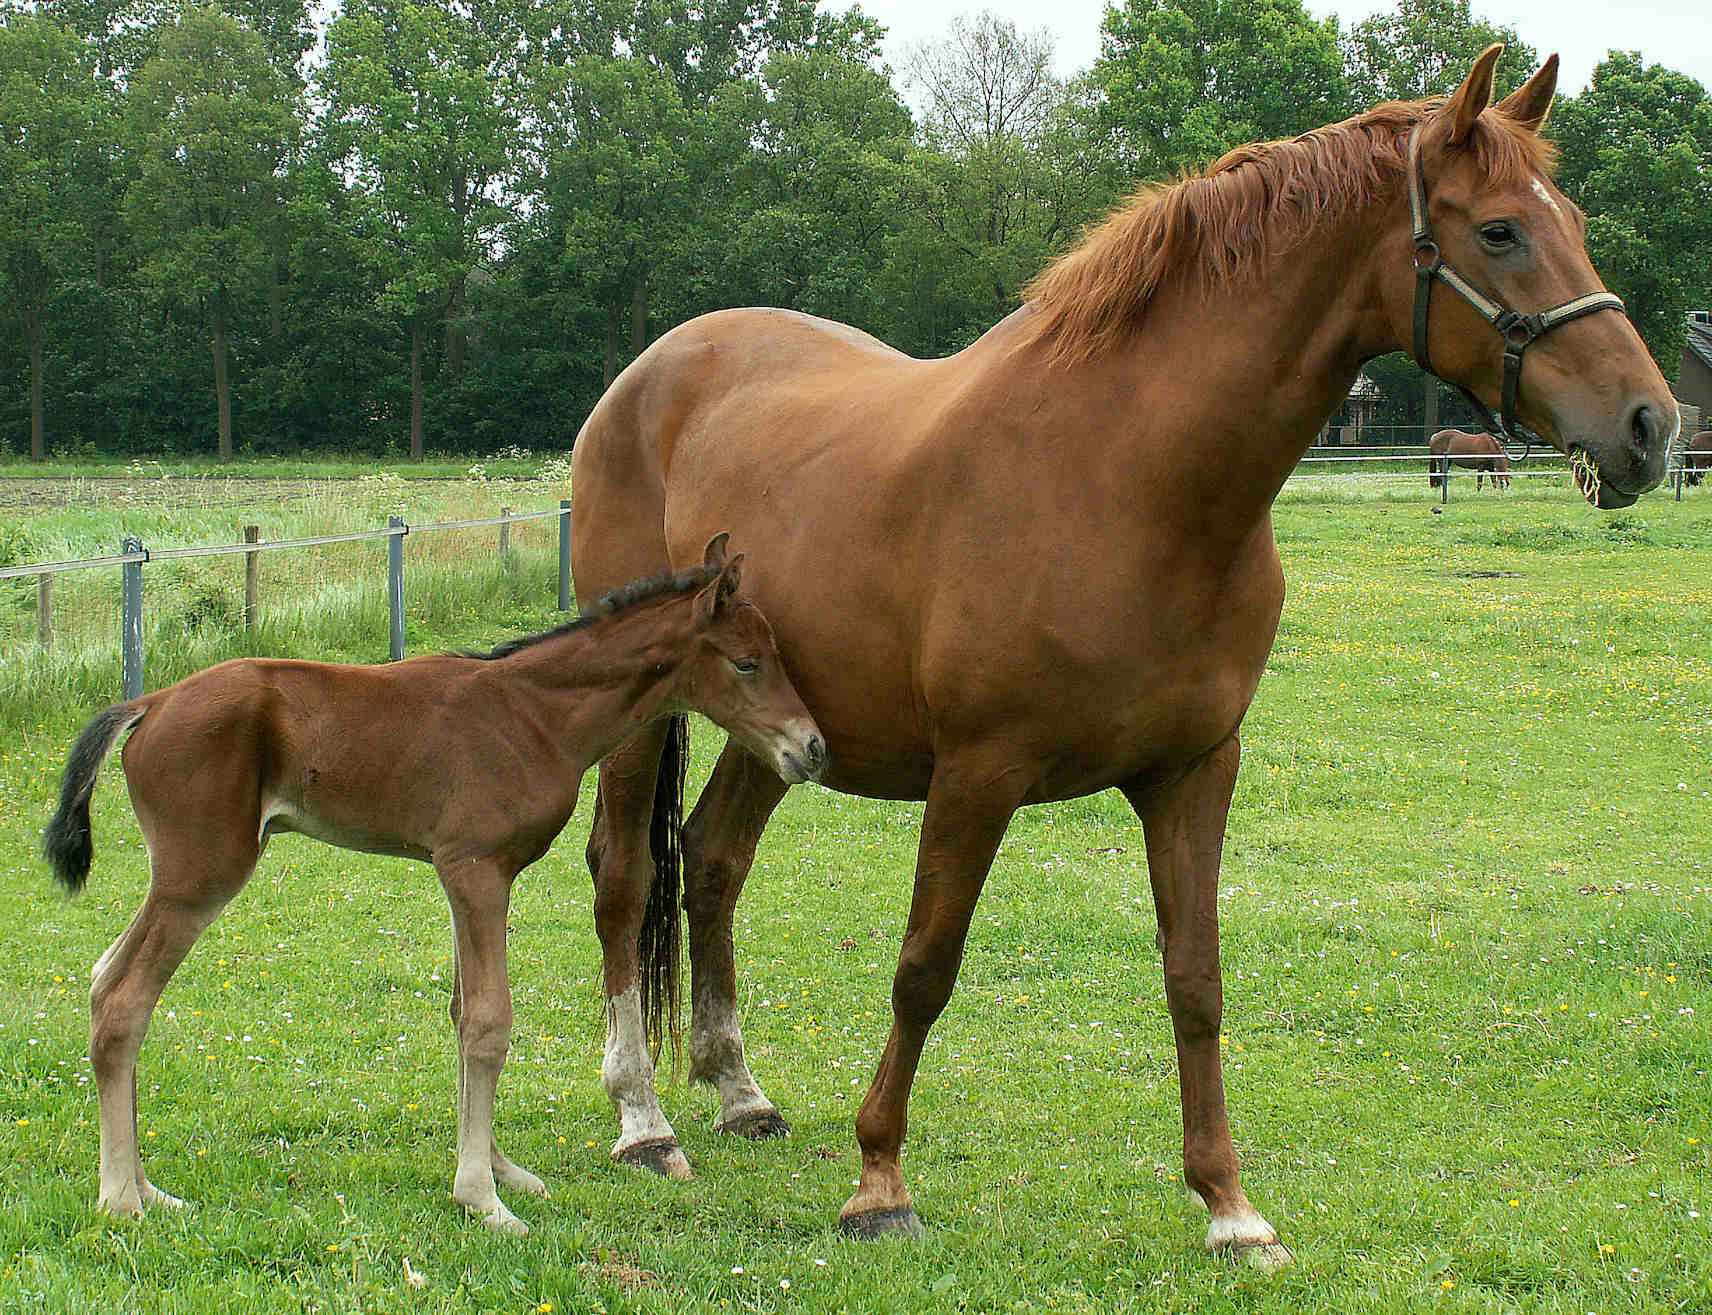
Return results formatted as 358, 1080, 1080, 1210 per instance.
43, 536, 823, 1235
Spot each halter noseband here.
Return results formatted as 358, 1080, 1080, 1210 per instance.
1407, 120, 1626, 462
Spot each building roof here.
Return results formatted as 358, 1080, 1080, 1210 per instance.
1347, 372, 1381, 401
1687, 315, 1712, 373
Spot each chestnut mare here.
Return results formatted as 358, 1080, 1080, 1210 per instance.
43, 537, 823, 1235
569, 48, 1676, 1266
1429, 428, 1511, 489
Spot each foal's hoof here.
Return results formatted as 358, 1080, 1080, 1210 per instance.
470, 1202, 530, 1237
1222, 1239, 1294, 1272
838, 1205, 925, 1241
138, 1182, 187, 1211
495, 1162, 550, 1198
717, 1109, 791, 1141
614, 1137, 693, 1181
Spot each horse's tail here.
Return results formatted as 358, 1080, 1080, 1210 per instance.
638, 712, 689, 1062
43, 702, 148, 894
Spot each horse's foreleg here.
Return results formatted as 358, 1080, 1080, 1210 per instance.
91, 884, 228, 1216
439, 856, 527, 1235
839, 751, 1025, 1240
1124, 735, 1292, 1270
682, 741, 790, 1139
587, 723, 691, 1179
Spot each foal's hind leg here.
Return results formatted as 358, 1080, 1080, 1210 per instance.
586, 722, 690, 1178
682, 740, 790, 1138
438, 856, 528, 1235
90, 836, 252, 1216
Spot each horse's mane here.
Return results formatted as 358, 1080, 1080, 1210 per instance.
456, 564, 720, 661
1017, 99, 1559, 365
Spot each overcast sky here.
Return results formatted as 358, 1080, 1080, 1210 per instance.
850, 0, 1712, 98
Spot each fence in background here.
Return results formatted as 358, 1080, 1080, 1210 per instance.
0, 501, 572, 698
1288, 451, 1708, 504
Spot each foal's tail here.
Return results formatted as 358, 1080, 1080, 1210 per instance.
638, 712, 689, 1061
43, 702, 149, 894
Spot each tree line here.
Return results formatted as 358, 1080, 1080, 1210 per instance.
3, 0, 1708, 460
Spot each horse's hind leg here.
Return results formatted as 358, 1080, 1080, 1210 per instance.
682, 739, 789, 1138
438, 856, 528, 1234
586, 721, 691, 1178
1123, 736, 1291, 1270
91, 835, 253, 1216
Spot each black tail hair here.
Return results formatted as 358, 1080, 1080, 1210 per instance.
637, 712, 689, 1063
43, 703, 146, 894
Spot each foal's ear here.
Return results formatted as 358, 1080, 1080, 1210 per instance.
703, 532, 731, 569
1446, 42, 1505, 145
1497, 53, 1558, 134
694, 552, 744, 621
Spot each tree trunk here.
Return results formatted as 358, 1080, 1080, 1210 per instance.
604, 302, 619, 391
211, 293, 233, 462
446, 320, 466, 378
410, 319, 425, 461
27, 312, 45, 462
630, 271, 648, 358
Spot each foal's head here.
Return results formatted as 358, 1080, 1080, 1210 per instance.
1389, 46, 1677, 505
680, 534, 826, 785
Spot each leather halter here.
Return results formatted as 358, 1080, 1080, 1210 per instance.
1407, 120, 1626, 461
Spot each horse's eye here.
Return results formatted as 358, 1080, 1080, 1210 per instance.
1479, 222, 1518, 251
730, 658, 759, 675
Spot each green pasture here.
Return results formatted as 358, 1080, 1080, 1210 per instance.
2, 472, 1710, 1313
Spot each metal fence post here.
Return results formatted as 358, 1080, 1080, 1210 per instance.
388, 516, 406, 661
121, 536, 144, 698
243, 525, 260, 631
1440, 455, 1450, 505
498, 506, 512, 558
38, 573, 51, 650
558, 499, 572, 612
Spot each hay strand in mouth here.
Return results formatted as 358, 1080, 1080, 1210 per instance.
1571, 449, 1602, 506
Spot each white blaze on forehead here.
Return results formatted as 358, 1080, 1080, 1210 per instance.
1530, 177, 1563, 217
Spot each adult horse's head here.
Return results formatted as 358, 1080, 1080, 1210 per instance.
683, 533, 826, 785
1393, 45, 1678, 507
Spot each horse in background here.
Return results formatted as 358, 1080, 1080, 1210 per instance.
42, 537, 822, 1236
1429, 428, 1511, 489
1684, 431, 1712, 485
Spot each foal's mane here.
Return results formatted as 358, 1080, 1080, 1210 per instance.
457, 564, 721, 661
1017, 99, 1558, 365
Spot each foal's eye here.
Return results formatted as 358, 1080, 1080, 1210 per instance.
1479, 222, 1519, 252
730, 658, 759, 675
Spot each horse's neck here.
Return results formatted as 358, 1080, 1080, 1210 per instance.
1007, 196, 1401, 554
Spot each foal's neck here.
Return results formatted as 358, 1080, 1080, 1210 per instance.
501, 600, 695, 748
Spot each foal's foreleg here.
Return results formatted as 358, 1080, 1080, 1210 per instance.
90, 890, 223, 1216
438, 857, 528, 1235
1125, 736, 1292, 1269
586, 723, 691, 1178
682, 741, 789, 1138
448, 944, 547, 1200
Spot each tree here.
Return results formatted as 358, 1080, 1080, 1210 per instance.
1093, 0, 1349, 180
0, 13, 113, 460
125, 5, 298, 461
1342, 0, 1537, 109
1552, 53, 1712, 379
319, 0, 521, 458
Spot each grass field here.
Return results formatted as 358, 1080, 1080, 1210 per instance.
2, 471, 1710, 1313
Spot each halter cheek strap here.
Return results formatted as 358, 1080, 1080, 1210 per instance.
1407, 121, 1627, 462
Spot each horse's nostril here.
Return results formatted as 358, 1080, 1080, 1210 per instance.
1631, 404, 1657, 452
806, 735, 825, 769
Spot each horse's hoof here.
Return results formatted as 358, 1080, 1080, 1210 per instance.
1223, 1239, 1294, 1272
495, 1163, 550, 1198
614, 1137, 693, 1181
717, 1109, 791, 1141
838, 1205, 925, 1241
139, 1182, 186, 1211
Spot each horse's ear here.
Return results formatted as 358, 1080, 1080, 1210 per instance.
1446, 42, 1505, 145
718, 553, 743, 600
1497, 53, 1558, 134
703, 532, 731, 569
694, 551, 743, 622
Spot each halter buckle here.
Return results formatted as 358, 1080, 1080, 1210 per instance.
1412, 241, 1440, 274
1496, 311, 1540, 350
